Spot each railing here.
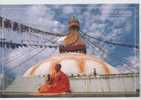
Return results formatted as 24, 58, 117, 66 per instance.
0, 73, 139, 97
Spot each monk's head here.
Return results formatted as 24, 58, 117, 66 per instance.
55, 64, 62, 72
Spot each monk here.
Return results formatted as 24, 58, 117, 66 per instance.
37, 64, 71, 95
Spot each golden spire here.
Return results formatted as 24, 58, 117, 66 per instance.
68, 16, 80, 31
59, 16, 86, 53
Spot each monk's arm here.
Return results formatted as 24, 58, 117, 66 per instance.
38, 84, 51, 93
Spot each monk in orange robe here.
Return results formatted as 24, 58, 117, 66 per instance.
37, 64, 71, 95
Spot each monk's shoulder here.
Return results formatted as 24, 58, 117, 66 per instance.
61, 72, 69, 79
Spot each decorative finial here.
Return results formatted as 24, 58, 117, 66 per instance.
69, 16, 79, 23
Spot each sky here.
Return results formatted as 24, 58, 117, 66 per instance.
0, 4, 139, 77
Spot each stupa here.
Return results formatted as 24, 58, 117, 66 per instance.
24, 16, 119, 77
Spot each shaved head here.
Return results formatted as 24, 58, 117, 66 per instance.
55, 64, 62, 72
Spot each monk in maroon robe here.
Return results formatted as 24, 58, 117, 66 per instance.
36, 64, 71, 95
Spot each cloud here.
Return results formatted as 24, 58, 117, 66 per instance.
116, 56, 139, 73
26, 5, 66, 33
62, 6, 74, 15
0, 5, 138, 76
0, 5, 66, 34
85, 5, 133, 59
4, 47, 58, 75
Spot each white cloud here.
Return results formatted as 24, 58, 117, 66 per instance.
25, 5, 66, 33
26, 5, 48, 18
0, 5, 66, 34
85, 5, 133, 59
6, 47, 39, 68
62, 6, 74, 15
100, 5, 113, 21
0, 5, 137, 76
116, 56, 139, 73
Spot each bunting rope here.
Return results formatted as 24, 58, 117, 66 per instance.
4, 48, 47, 74
84, 33, 139, 49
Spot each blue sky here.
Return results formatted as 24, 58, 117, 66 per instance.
0, 4, 139, 76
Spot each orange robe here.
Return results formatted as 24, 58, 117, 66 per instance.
36, 71, 71, 95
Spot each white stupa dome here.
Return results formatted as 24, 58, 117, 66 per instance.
23, 53, 119, 77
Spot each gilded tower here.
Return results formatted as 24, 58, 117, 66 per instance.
59, 16, 86, 53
